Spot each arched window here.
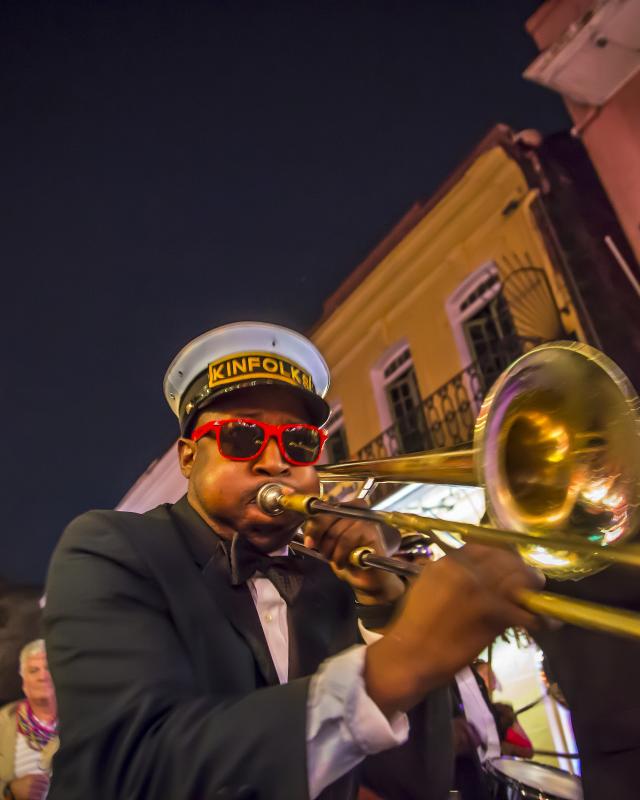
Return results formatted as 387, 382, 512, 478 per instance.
322, 405, 350, 464
447, 263, 520, 390
371, 343, 431, 455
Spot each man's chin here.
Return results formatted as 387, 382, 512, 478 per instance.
242, 527, 296, 553
240, 508, 301, 551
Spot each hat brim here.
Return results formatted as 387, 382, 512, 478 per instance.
180, 378, 331, 435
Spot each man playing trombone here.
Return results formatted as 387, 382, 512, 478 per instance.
43, 322, 543, 799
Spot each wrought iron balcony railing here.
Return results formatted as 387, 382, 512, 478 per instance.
354, 334, 546, 462
355, 363, 485, 461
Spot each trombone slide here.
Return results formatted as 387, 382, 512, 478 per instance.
258, 484, 640, 640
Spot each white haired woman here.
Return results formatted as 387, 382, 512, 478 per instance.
0, 640, 58, 800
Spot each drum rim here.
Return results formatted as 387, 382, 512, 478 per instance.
487, 757, 582, 799
490, 756, 580, 779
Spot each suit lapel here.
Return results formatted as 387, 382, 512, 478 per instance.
40, 737, 59, 770
167, 496, 280, 687
201, 556, 280, 686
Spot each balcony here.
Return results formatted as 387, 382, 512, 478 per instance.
354, 335, 545, 461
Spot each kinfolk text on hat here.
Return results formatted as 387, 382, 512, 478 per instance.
163, 322, 331, 434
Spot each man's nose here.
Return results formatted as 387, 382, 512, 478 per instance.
252, 436, 290, 476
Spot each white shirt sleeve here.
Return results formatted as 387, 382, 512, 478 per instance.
306, 644, 409, 799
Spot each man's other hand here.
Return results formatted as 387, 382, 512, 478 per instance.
302, 501, 404, 605
365, 543, 544, 717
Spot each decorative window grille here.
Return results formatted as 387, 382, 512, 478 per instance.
381, 348, 431, 454
323, 407, 350, 463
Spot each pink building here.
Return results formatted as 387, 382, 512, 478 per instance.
525, 0, 640, 265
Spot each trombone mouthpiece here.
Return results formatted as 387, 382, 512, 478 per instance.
256, 483, 286, 515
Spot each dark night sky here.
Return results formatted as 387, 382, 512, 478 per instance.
0, 0, 569, 585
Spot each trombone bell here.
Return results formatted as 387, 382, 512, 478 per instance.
476, 342, 640, 579
320, 342, 640, 581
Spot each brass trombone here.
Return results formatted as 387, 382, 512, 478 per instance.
258, 342, 640, 639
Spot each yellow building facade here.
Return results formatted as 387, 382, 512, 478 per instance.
311, 127, 585, 461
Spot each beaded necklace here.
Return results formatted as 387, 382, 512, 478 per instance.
16, 700, 57, 752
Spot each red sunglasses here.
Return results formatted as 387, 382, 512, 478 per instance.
191, 417, 328, 466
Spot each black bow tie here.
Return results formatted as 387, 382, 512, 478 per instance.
229, 534, 305, 604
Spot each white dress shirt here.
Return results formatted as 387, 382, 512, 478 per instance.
14, 730, 48, 778
247, 552, 408, 799
454, 666, 501, 763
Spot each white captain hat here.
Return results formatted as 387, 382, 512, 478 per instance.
163, 322, 331, 434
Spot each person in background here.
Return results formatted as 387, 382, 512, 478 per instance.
493, 703, 533, 759
451, 662, 501, 800
0, 640, 58, 800
471, 658, 534, 759
473, 659, 499, 698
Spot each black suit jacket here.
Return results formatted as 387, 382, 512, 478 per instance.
536, 565, 640, 799
44, 496, 452, 799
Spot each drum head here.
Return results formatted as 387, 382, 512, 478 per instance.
490, 758, 582, 800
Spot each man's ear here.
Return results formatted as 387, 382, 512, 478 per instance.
177, 437, 198, 478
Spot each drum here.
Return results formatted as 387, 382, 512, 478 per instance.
487, 758, 582, 800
